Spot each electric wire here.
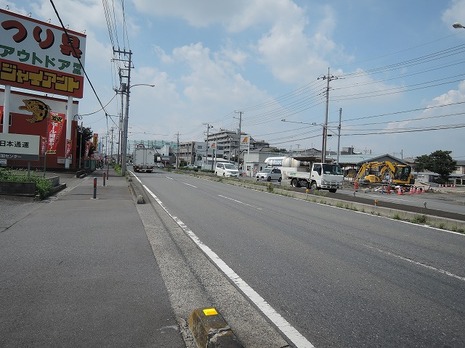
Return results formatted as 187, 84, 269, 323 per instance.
239, 43, 465, 133
49, 0, 110, 118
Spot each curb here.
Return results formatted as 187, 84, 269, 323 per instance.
127, 175, 150, 204
188, 308, 243, 348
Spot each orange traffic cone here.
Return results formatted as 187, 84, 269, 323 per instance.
397, 186, 403, 195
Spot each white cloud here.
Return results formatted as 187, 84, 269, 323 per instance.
442, 0, 465, 28
132, 0, 248, 28
132, 0, 308, 34
124, 42, 270, 139
33, 0, 107, 32
429, 80, 465, 105
131, 0, 348, 87
154, 46, 174, 64
254, 3, 345, 84
169, 43, 266, 107
218, 41, 248, 67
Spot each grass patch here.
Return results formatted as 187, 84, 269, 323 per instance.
412, 215, 427, 224
451, 225, 465, 233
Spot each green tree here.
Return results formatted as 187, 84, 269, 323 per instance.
415, 150, 456, 183
76, 126, 95, 161
413, 154, 430, 172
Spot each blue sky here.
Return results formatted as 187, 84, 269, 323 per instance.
3, 0, 465, 159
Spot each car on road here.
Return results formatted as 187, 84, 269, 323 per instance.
256, 168, 282, 182
215, 162, 239, 177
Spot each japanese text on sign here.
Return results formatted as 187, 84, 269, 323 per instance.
0, 139, 30, 149
0, 133, 40, 160
1, 61, 82, 97
0, 8, 86, 98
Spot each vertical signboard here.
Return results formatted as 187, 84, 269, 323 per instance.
46, 111, 65, 154
240, 135, 250, 150
0, 8, 86, 98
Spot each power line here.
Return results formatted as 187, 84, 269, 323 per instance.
342, 123, 465, 136
343, 101, 465, 123
234, 43, 465, 134
49, 0, 109, 117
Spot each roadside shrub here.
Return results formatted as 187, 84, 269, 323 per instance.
113, 163, 121, 174
33, 177, 52, 199
412, 215, 427, 224
0, 169, 52, 199
0, 168, 16, 181
267, 183, 274, 193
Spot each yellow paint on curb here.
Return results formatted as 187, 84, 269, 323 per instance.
203, 307, 218, 316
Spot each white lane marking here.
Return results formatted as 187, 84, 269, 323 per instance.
166, 176, 174, 180
132, 174, 142, 184
218, 194, 263, 211
144, 185, 314, 348
365, 244, 465, 282
183, 182, 197, 188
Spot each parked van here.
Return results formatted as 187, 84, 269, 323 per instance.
215, 162, 239, 177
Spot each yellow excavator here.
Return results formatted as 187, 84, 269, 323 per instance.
355, 161, 415, 186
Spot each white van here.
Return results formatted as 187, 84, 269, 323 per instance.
215, 162, 239, 177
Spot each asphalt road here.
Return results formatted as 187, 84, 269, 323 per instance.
139, 171, 465, 348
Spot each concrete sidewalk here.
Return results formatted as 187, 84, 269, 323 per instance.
0, 168, 186, 347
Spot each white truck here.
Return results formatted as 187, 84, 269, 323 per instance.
280, 156, 344, 193
132, 144, 156, 173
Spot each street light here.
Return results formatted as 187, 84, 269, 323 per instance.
121, 83, 155, 176
281, 118, 318, 126
281, 118, 341, 162
281, 118, 322, 157
453, 22, 465, 29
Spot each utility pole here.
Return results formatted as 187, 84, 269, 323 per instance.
113, 48, 132, 176
234, 110, 243, 169
337, 108, 342, 165
79, 121, 83, 169
318, 68, 337, 163
118, 83, 124, 165
110, 127, 115, 161
176, 132, 180, 169
117, 114, 122, 165
203, 123, 213, 169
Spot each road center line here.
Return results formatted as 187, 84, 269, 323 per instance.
364, 244, 465, 282
218, 194, 262, 211
144, 185, 314, 348
183, 182, 197, 188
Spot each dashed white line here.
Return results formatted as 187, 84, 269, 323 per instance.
218, 194, 263, 210
143, 185, 314, 348
183, 182, 197, 188
365, 244, 465, 282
